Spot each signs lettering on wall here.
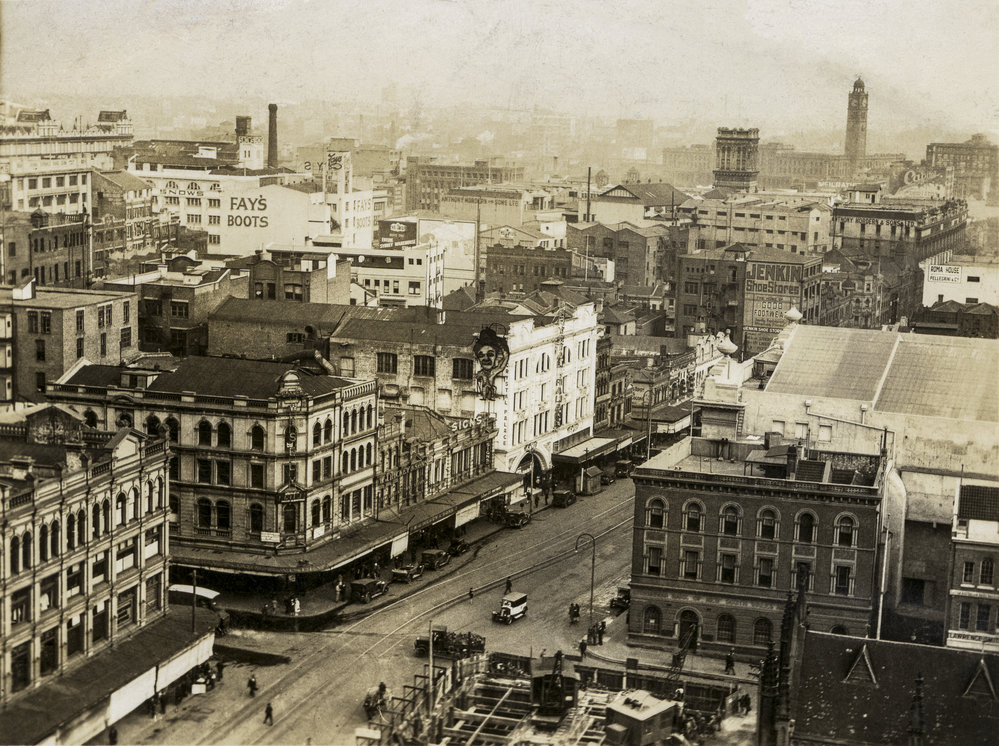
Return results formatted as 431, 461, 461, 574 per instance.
927, 264, 961, 283
228, 195, 269, 227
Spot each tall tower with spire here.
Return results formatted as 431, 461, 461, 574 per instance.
845, 77, 869, 169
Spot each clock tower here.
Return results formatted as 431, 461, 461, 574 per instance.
845, 77, 869, 171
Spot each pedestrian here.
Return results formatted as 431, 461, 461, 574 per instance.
108, 726, 118, 745
159, 691, 167, 714
469, 587, 474, 599
743, 694, 752, 713
148, 694, 157, 718
373, 561, 380, 576
263, 702, 274, 726
579, 638, 588, 657
216, 659, 225, 681
725, 648, 736, 675
505, 576, 512, 594
248, 674, 258, 697
597, 624, 604, 645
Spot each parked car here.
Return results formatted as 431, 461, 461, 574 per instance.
421, 549, 452, 570
609, 587, 631, 613
504, 511, 531, 528
600, 472, 616, 485
351, 579, 388, 604
414, 626, 486, 658
391, 563, 424, 583
447, 539, 470, 557
552, 489, 577, 508
492, 592, 528, 624
614, 460, 635, 478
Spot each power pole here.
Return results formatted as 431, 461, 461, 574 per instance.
191, 568, 198, 634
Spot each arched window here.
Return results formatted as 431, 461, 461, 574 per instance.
146, 482, 154, 513
322, 496, 331, 524
117, 412, 133, 428
50, 520, 59, 557
197, 498, 212, 527
217, 422, 231, 448
92, 503, 101, 539
643, 605, 662, 634
216, 501, 231, 530
77, 509, 86, 546
249, 503, 264, 533
282, 504, 297, 533
366, 405, 374, 429
323, 419, 333, 443
796, 512, 815, 544
156, 478, 164, 508
22, 532, 32, 569
251, 424, 265, 451
717, 614, 736, 643
313, 422, 322, 448
128, 488, 137, 521
365, 443, 373, 466
684, 501, 703, 532
84, 410, 98, 428
311, 500, 321, 527
753, 618, 773, 645
342, 417, 349, 437
186, 181, 200, 190
646, 498, 666, 529
10, 535, 19, 574
342, 452, 349, 473
982, 558, 995, 586
165, 417, 179, 443
145, 415, 161, 437
350, 448, 357, 471
758, 509, 777, 540
67, 513, 77, 550
351, 409, 358, 434
116, 492, 128, 526
721, 505, 740, 536
198, 420, 213, 446
837, 516, 855, 547
102, 499, 110, 535
40, 524, 49, 562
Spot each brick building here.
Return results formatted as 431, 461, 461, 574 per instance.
566, 221, 678, 286
947, 484, 999, 653
687, 196, 832, 256
926, 134, 998, 201
2, 209, 91, 287
483, 244, 573, 295
404, 157, 524, 213
226, 247, 350, 305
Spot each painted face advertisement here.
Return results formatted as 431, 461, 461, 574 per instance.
472, 327, 510, 401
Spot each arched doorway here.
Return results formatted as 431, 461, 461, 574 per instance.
678, 609, 699, 652
515, 451, 546, 491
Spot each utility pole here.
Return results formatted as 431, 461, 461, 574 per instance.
191, 568, 198, 634
585, 167, 592, 222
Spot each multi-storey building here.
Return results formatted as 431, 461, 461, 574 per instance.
1, 282, 138, 401
2, 209, 91, 287
100, 258, 248, 355
831, 198, 968, 267
440, 184, 556, 228
921, 253, 999, 307
687, 196, 832, 255
91, 170, 158, 277
566, 221, 678, 287
713, 128, 760, 192
947, 483, 999, 653
582, 183, 689, 226
0, 403, 215, 745
404, 157, 525, 213
45, 356, 378, 587
629, 435, 889, 656
484, 244, 573, 295
226, 247, 350, 305
926, 134, 998, 201
375, 216, 477, 296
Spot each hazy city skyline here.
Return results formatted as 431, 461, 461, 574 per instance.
3, 0, 997, 137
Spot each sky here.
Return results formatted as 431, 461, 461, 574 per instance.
2, 0, 997, 133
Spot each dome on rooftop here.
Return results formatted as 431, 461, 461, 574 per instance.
785, 306, 803, 323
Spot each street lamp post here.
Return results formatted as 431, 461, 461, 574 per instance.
575, 533, 596, 628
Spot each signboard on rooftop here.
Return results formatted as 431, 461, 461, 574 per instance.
377, 219, 417, 248
927, 264, 961, 283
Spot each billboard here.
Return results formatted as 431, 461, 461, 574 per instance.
742, 260, 804, 355
377, 219, 418, 249
927, 264, 961, 284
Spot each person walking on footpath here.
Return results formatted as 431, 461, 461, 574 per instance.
597, 622, 604, 645
248, 674, 258, 697
725, 648, 736, 675
216, 659, 225, 682
579, 638, 588, 657
505, 576, 513, 594
264, 702, 274, 726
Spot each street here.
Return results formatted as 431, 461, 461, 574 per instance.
170, 480, 638, 745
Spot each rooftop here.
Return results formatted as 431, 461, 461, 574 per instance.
95, 170, 152, 193
0, 286, 133, 309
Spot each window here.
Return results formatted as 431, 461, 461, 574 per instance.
197, 459, 212, 483
647, 498, 665, 528
717, 614, 736, 643
646, 546, 663, 575
795, 561, 813, 591
198, 420, 212, 446
217, 422, 231, 448
834, 566, 852, 596
76, 337, 84, 359
216, 461, 231, 486
36, 371, 46, 392
721, 506, 740, 536
27, 311, 38, 333
414, 355, 435, 377
757, 557, 774, 588
250, 503, 264, 533
283, 503, 297, 533
120, 327, 132, 348
837, 516, 855, 547
685, 502, 702, 532
976, 605, 991, 632
216, 500, 231, 529
643, 605, 662, 634
284, 284, 303, 300
964, 561, 976, 584
758, 509, 777, 539
117, 586, 138, 628
100, 333, 107, 356
968, 275, 980, 283
35, 338, 46, 361
251, 425, 265, 450
11, 641, 31, 692
753, 618, 772, 645
76, 309, 85, 332
452, 358, 474, 379
797, 513, 815, 543
720, 553, 737, 583
982, 558, 994, 586
818, 424, 832, 442
683, 550, 700, 580
171, 301, 189, 318
377, 352, 398, 374
408, 281, 421, 295
250, 463, 265, 488
771, 420, 785, 436
959, 602, 972, 630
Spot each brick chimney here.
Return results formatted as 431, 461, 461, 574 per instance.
267, 104, 278, 168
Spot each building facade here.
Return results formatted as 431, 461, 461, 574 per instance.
484, 244, 572, 295
2, 209, 91, 287
947, 483, 999, 654
687, 197, 832, 256
926, 134, 998, 201
404, 158, 525, 213
921, 254, 999, 307
90, 170, 158, 277
713, 128, 760, 192
844, 78, 869, 167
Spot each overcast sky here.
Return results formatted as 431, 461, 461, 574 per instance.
3, 0, 997, 132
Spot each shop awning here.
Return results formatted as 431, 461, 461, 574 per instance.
552, 437, 619, 464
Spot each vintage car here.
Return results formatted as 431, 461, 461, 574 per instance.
492, 592, 528, 624
552, 489, 577, 508
504, 511, 531, 528
447, 539, 471, 556
609, 587, 631, 613
350, 578, 389, 604
421, 549, 452, 570
600, 472, 616, 485
615, 460, 635, 478
414, 626, 486, 658
391, 563, 424, 583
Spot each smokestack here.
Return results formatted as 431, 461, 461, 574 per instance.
267, 104, 278, 168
